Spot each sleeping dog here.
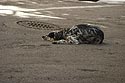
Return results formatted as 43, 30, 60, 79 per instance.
42, 24, 104, 44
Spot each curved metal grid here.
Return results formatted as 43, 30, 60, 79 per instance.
17, 20, 61, 30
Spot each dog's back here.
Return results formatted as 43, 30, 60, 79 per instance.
68, 24, 104, 44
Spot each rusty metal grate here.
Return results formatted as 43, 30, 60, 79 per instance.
16, 20, 61, 30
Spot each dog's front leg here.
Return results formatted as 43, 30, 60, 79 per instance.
52, 40, 68, 44
52, 36, 79, 45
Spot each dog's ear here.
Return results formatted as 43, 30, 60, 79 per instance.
48, 32, 55, 38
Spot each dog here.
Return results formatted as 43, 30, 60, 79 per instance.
42, 24, 104, 44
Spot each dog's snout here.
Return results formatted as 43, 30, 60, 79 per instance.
42, 36, 46, 39
42, 35, 49, 40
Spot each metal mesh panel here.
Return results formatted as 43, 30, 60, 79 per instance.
17, 20, 61, 30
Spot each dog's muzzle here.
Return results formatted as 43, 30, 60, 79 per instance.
42, 35, 54, 41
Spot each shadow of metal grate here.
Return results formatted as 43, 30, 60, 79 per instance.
16, 20, 61, 30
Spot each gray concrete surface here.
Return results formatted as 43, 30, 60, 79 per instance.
0, 0, 125, 83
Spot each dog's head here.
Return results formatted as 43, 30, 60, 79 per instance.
42, 32, 55, 41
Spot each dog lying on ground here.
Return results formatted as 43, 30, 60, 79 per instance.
42, 24, 104, 44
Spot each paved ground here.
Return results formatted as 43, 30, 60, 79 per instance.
0, 0, 125, 83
